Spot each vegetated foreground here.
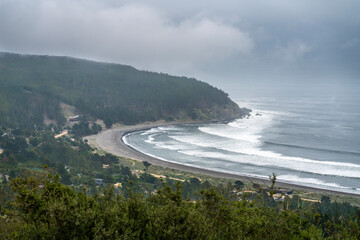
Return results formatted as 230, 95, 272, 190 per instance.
0, 52, 247, 128
0, 116, 360, 239
1, 173, 360, 239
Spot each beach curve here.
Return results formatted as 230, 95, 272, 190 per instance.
84, 122, 360, 199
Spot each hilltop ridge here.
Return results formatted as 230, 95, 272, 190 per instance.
0, 52, 248, 128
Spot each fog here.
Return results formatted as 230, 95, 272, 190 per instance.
0, 0, 359, 90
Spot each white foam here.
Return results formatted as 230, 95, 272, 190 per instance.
239, 148, 360, 168
165, 109, 360, 178
140, 126, 178, 136
140, 128, 162, 135
278, 175, 349, 190
178, 149, 233, 160
199, 111, 273, 144
172, 132, 360, 168
176, 144, 360, 178
126, 106, 360, 180
153, 141, 187, 151
144, 133, 195, 152
123, 133, 360, 194
123, 136, 270, 181
158, 126, 177, 131
144, 133, 158, 145
122, 133, 132, 146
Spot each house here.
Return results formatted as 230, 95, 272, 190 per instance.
273, 193, 286, 201
94, 178, 103, 185
276, 189, 294, 195
65, 165, 71, 173
68, 115, 81, 122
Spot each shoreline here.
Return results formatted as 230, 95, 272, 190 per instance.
84, 122, 360, 199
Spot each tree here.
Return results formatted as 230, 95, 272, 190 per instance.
104, 119, 113, 129
9, 170, 16, 180
234, 180, 244, 189
190, 177, 201, 187
143, 161, 151, 171
1, 175, 7, 185
269, 172, 277, 197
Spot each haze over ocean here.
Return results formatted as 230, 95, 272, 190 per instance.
125, 81, 360, 194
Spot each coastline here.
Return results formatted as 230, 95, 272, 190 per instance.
84, 122, 360, 199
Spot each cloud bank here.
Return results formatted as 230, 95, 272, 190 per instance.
0, 0, 252, 75
0, 0, 359, 83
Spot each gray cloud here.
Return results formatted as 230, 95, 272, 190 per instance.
0, 0, 359, 84
0, 0, 252, 75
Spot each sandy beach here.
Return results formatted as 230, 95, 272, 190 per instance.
85, 122, 360, 199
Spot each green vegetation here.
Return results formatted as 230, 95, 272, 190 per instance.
1, 173, 360, 239
0, 52, 248, 128
71, 120, 102, 137
0, 125, 225, 204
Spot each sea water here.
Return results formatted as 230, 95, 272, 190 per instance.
124, 82, 360, 194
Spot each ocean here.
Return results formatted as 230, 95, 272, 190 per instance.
124, 82, 360, 194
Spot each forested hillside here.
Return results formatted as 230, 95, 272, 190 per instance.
0, 52, 246, 128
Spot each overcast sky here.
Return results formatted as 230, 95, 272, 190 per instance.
0, 0, 359, 88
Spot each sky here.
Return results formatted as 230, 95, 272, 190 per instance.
0, 0, 359, 90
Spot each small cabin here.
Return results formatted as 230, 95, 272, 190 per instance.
94, 178, 103, 185
65, 165, 71, 173
68, 115, 81, 122
277, 189, 294, 195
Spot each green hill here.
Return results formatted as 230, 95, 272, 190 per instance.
0, 52, 247, 128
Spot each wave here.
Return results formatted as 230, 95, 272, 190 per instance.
144, 133, 196, 152
124, 134, 262, 179
158, 126, 178, 131
198, 111, 274, 144
123, 95, 360, 193
140, 126, 179, 136
155, 107, 360, 179
140, 128, 162, 135
124, 133, 360, 194
144, 133, 158, 144
277, 175, 358, 191
198, 126, 261, 143
128, 106, 360, 179
123, 134, 180, 163
263, 141, 360, 156
169, 134, 360, 178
